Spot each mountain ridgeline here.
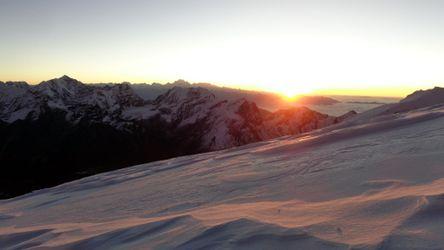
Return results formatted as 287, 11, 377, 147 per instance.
130, 79, 340, 108
0, 76, 355, 198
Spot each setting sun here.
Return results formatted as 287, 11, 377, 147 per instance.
1, 1, 442, 98
270, 84, 316, 99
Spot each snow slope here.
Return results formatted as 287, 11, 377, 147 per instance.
1, 89, 444, 249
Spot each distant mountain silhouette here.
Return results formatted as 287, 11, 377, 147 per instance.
129, 79, 340, 110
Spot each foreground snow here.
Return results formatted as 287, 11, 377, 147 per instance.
1, 104, 444, 249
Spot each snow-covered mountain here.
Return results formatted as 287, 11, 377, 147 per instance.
0, 76, 353, 198
0, 75, 144, 126
128, 86, 349, 150
1, 87, 443, 249
0, 76, 350, 150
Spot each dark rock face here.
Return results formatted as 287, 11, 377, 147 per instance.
0, 76, 356, 198
0, 115, 202, 198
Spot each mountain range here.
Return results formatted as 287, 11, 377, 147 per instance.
0, 76, 354, 198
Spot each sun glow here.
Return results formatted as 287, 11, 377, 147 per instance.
270, 84, 316, 99
122, 32, 441, 98
1, 1, 443, 97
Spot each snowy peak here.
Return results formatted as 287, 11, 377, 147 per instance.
103, 83, 144, 107
35, 75, 85, 99
0, 80, 29, 87
0, 77, 146, 124
0, 81, 30, 97
0, 81, 37, 123
401, 86, 444, 104
333, 87, 444, 128
170, 79, 191, 87
154, 86, 216, 106
33, 76, 144, 113
381, 86, 444, 114
236, 99, 266, 125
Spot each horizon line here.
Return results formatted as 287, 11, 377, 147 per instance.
1, 74, 438, 99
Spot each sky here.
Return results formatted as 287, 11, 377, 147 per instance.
1, 0, 444, 97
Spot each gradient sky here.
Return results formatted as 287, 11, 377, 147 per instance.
1, 0, 444, 97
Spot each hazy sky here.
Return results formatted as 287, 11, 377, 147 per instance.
1, 0, 444, 96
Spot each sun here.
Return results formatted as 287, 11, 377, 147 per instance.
273, 85, 315, 100
282, 89, 302, 99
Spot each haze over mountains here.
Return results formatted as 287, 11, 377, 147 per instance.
1, 85, 443, 249
130, 79, 340, 109
0, 76, 355, 198
129, 80, 400, 116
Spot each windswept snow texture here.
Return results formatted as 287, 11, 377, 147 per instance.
1, 98, 444, 249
